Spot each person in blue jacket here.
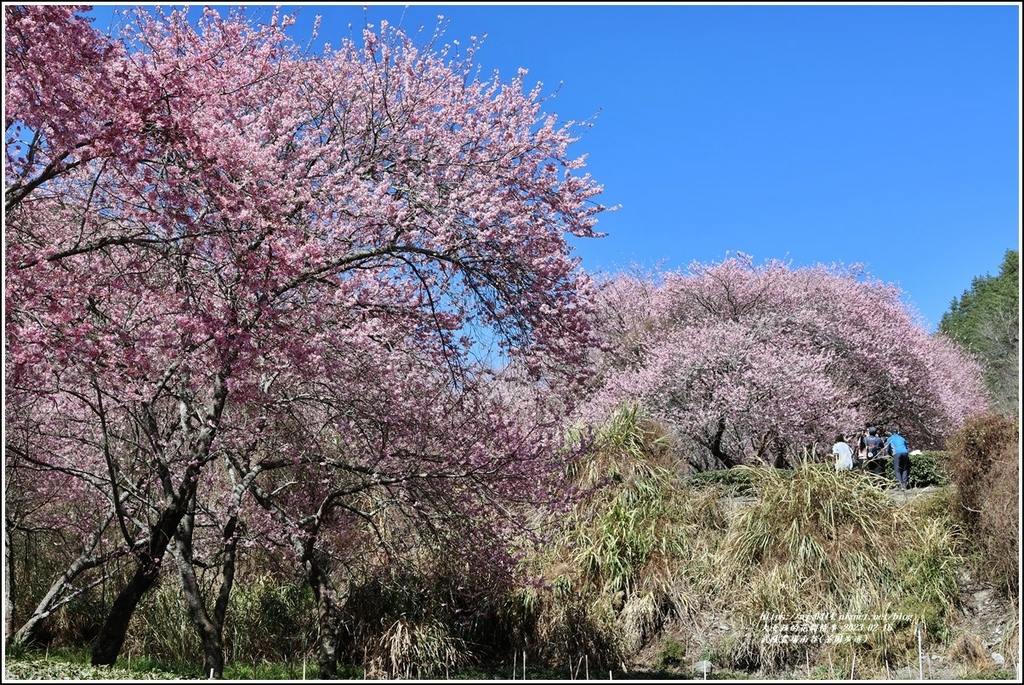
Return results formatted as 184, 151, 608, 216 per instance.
884, 427, 911, 490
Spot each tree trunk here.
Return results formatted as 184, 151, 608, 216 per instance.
200, 634, 226, 681
169, 509, 241, 679
92, 370, 229, 667
298, 539, 344, 680
316, 620, 340, 681
4, 519, 14, 645
90, 500, 188, 666
171, 534, 225, 678
708, 418, 738, 468
90, 551, 164, 665
309, 556, 341, 679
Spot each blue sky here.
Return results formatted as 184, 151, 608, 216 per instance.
85, 2, 1021, 331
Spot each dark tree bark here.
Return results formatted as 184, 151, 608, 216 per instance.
169, 513, 231, 678
303, 543, 343, 680
91, 370, 230, 667
90, 500, 187, 666
4, 517, 14, 646
707, 417, 739, 469
169, 458, 259, 679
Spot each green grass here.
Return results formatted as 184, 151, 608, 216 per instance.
222, 659, 335, 680
964, 668, 1017, 680
3, 648, 186, 681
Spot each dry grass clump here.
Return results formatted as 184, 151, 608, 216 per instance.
998, 609, 1019, 671
505, 409, 970, 677
947, 632, 994, 672
363, 617, 469, 679
338, 565, 478, 679
711, 463, 961, 673
715, 464, 900, 600
565, 402, 676, 490
979, 451, 1020, 596
509, 403, 730, 670
501, 574, 623, 670
946, 413, 1020, 599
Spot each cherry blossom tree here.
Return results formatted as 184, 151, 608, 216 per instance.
5, 5, 607, 669
579, 256, 988, 469
237, 346, 575, 677
4, 390, 129, 645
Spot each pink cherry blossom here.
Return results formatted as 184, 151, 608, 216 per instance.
578, 256, 988, 469
5, 6, 607, 667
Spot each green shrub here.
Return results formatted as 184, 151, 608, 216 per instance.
655, 638, 687, 671
687, 467, 760, 496
120, 576, 198, 666
907, 451, 949, 488
117, 571, 317, 673
687, 466, 800, 496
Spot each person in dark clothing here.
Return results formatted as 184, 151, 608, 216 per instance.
862, 426, 886, 476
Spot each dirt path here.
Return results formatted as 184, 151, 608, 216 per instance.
884, 483, 941, 504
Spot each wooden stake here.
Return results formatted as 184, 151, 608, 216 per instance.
918, 623, 924, 680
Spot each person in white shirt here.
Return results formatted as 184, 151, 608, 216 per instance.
832, 434, 855, 473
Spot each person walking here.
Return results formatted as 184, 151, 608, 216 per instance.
884, 427, 911, 490
862, 426, 886, 476
832, 433, 855, 473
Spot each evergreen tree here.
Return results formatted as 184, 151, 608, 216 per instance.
939, 249, 1019, 416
